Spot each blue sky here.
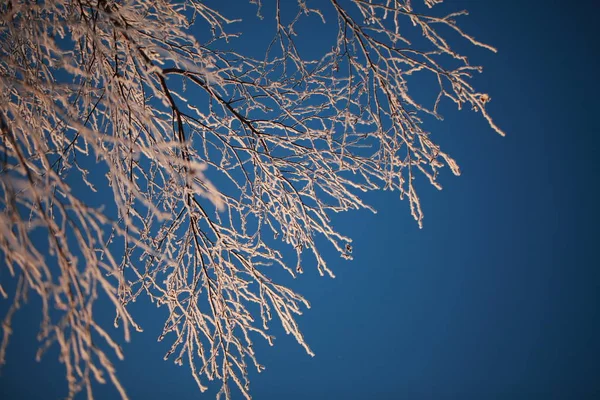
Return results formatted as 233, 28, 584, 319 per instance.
1, 1, 599, 399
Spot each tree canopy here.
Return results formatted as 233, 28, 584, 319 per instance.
0, 0, 502, 398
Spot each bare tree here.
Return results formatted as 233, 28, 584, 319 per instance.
0, 0, 503, 398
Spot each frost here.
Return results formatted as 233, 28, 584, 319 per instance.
0, 0, 503, 399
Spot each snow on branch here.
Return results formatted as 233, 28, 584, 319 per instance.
0, 0, 502, 398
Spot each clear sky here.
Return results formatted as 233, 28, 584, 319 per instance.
1, 1, 599, 399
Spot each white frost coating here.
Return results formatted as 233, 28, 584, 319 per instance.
0, 0, 503, 399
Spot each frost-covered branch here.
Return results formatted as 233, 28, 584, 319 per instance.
0, 0, 502, 398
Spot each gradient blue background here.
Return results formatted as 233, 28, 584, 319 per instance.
1, 1, 599, 399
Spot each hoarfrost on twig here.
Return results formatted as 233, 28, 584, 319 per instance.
0, 0, 502, 398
